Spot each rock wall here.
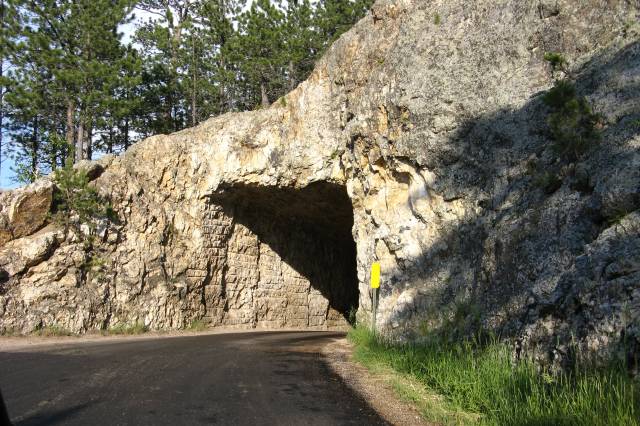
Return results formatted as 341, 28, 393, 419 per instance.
1, 0, 639, 366
0, 179, 357, 331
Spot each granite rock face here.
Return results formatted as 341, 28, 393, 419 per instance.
1, 0, 639, 365
0, 180, 53, 246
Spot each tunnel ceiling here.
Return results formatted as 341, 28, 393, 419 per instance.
211, 182, 356, 244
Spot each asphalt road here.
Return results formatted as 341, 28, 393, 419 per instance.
0, 331, 389, 426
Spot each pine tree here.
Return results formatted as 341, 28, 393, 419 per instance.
5, 0, 135, 166
315, 0, 374, 47
189, 0, 245, 118
230, 0, 286, 110
283, 0, 317, 92
135, 0, 197, 133
96, 45, 143, 154
0, 0, 22, 180
1, 0, 375, 185
0, 0, 6, 179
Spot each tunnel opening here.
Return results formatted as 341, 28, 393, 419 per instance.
205, 181, 359, 328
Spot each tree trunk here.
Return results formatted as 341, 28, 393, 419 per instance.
76, 120, 84, 163
31, 117, 39, 179
261, 82, 270, 109
85, 123, 92, 160
191, 37, 197, 126
66, 100, 75, 161
288, 60, 296, 92
124, 117, 130, 150
218, 59, 226, 113
107, 127, 114, 154
192, 81, 197, 126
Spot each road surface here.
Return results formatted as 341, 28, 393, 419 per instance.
0, 331, 388, 425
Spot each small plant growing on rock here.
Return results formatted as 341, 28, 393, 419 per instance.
606, 208, 629, 227
52, 161, 115, 279
544, 52, 568, 73
434, 12, 441, 25
534, 171, 563, 194
543, 80, 602, 161
52, 161, 113, 241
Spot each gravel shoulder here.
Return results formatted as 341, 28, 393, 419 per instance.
322, 337, 432, 426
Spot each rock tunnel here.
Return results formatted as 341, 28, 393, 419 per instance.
197, 182, 359, 329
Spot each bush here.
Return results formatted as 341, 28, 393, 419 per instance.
52, 161, 114, 243
543, 80, 602, 161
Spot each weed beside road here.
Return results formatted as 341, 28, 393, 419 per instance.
348, 327, 639, 425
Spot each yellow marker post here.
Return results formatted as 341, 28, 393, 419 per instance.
370, 262, 381, 333
370, 262, 380, 289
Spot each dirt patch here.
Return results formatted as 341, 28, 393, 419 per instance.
322, 337, 432, 426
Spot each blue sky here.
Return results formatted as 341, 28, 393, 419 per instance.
0, 146, 15, 190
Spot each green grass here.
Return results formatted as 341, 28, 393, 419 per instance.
348, 327, 639, 425
106, 322, 149, 335
32, 325, 74, 337
186, 319, 208, 332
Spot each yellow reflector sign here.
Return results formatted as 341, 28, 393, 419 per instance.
370, 262, 381, 289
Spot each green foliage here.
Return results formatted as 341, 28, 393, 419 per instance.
187, 319, 207, 332
81, 253, 107, 281
12, 162, 41, 185
347, 306, 358, 326
32, 325, 73, 337
622, 19, 639, 38
606, 208, 629, 227
434, 13, 441, 25
51, 161, 112, 240
2, 0, 372, 175
534, 171, 563, 194
544, 52, 568, 73
543, 80, 602, 161
543, 79, 576, 109
0, 327, 21, 337
107, 322, 149, 335
349, 326, 639, 425
3, 0, 138, 168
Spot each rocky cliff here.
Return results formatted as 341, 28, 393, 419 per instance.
1, 0, 639, 366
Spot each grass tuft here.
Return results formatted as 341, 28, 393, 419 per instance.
186, 319, 208, 332
32, 325, 74, 337
106, 322, 148, 335
348, 326, 639, 425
